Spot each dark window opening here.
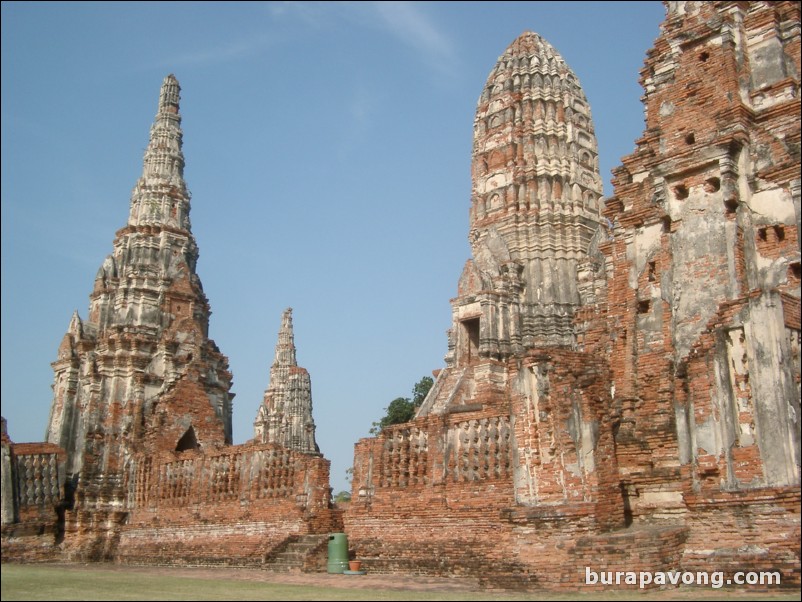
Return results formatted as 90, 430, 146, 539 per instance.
462, 318, 480, 363
774, 225, 785, 241
705, 177, 720, 192
674, 184, 689, 200
758, 227, 768, 242
724, 198, 738, 214
789, 262, 801, 281
637, 300, 651, 314
661, 215, 672, 233
176, 426, 199, 452
685, 132, 696, 145
648, 261, 657, 282
699, 51, 710, 62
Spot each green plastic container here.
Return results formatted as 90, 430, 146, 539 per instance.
327, 532, 349, 574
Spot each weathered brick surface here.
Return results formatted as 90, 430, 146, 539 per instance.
51, 441, 339, 564
10, 443, 66, 521
682, 488, 801, 582
0, 433, 68, 562
600, 0, 800, 579
1, 522, 65, 563
347, 1, 800, 589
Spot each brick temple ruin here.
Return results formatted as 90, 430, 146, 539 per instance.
1, 75, 339, 567
2, 0, 800, 589
345, 0, 800, 588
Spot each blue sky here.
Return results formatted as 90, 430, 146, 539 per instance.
1, 1, 664, 493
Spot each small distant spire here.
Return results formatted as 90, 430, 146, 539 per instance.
158, 74, 180, 116
254, 308, 319, 454
68, 310, 83, 337
273, 308, 298, 368
128, 74, 191, 229
142, 74, 184, 183
57, 311, 83, 360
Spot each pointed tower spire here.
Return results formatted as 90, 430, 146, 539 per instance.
254, 308, 319, 455
54, 310, 83, 363
273, 308, 298, 368
67, 310, 83, 338
47, 75, 235, 477
128, 74, 191, 230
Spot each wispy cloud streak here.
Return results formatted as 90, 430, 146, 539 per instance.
270, 1, 459, 77
369, 1, 457, 69
166, 33, 276, 68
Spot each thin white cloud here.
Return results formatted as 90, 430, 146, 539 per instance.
166, 32, 276, 68
334, 80, 377, 161
268, 1, 327, 28
369, 1, 456, 68
269, 1, 459, 77
349, 82, 375, 128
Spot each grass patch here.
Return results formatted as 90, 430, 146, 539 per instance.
1, 565, 518, 601
1, 564, 799, 601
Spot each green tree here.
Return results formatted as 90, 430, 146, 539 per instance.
412, 376, 434, 406
370, 376, 434, 435
333, 490, 352, 504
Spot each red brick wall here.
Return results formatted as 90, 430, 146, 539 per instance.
112, 442, 337, 565
1, 441, 67, 562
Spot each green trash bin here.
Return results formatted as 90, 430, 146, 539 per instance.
327, 532, 349, 574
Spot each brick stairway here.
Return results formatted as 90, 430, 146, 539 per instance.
264, 534, 329, 572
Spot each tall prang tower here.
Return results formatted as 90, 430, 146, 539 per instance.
46, 75, 234, 488
346, 31, 625, 577
254, 308, 319, 455
419, 31, 605, 416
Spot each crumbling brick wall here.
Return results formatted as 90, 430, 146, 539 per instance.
345, 350, 628, 586
600, 0, 800, 580
76, 442, 338, 565
0, 431, 68, 562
